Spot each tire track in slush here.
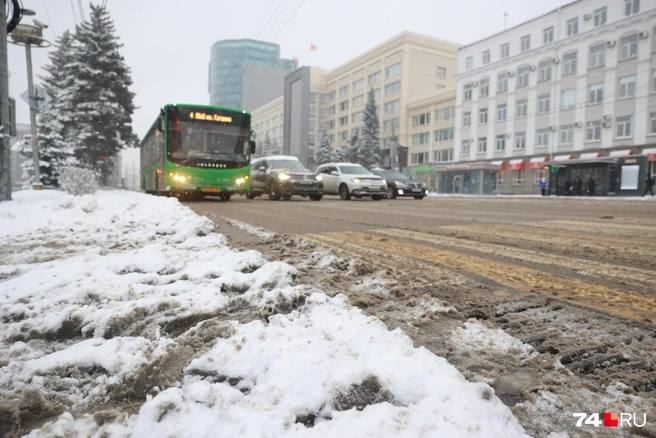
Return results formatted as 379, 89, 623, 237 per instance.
305, 230, 656, 324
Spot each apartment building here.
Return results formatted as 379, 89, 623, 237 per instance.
405, 90, 456, 190
251, 96, 284, 157
451, 0, 656, 195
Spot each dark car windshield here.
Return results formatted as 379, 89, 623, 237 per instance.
381, 171, 410, 181
339, 164, 371, 175
168, 121, 250, 164
269, 159, 308, 172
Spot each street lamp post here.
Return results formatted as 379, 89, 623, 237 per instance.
9, 22, 49, 189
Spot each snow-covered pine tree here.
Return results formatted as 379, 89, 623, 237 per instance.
357, 88, 381, 169
315, 133, 332, 165
36, 31, 79, 186
69, 4, 136, 184
261, 133, 273, 157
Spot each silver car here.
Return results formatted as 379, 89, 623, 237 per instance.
315, 163, 387, 200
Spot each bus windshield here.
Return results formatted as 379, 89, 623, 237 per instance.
168, 121, 250, 165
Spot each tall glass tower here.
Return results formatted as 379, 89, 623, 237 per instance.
208, 39, 297, 112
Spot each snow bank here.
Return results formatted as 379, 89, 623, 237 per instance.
451, 321, 535, 359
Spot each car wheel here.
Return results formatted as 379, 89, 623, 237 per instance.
414, 195, 425, 200
339, 184, 351, 200
372, 195, 384, 201
387, 187, 397, 199
309, 194, 323, 201
268, 184, 281, 200
246, 191, 255, 200
281, 194, 292, 201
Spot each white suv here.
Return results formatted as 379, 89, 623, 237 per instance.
315, 163, 387, 200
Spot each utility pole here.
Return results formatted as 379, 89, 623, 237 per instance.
0, 0, 12, 200
9, 22, 49, 189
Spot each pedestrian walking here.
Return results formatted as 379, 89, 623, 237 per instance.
565, 177, 572, 196
587, 175, 596, 196
574, 176, 583, 196
644, 174, 655, 196
539, 176, 547, 196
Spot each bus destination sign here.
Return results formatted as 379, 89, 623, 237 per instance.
189, 111, 233, 123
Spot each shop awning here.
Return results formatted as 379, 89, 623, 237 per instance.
640, 147, 656, 161
490, 160, 504, 169
578, 152, 600, 160
608, 149, 632, 158
506, 158, 525, 170
528, 156, 547, 169
552, 154, 572, 162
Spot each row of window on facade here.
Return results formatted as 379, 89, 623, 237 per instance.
410, 149, 454, 165
464, 33, 644, 101
462, 72, 652, 129
464, 0, 642, 71
459, 112, 656, 155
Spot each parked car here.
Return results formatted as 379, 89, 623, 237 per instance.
371, 169, 428, 199
248, 155, 323, 201
315, 162, 387, 200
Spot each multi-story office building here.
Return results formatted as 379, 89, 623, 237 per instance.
405, 89, 456, 189
251, 96, 284, 157
208, 39, 296, 112
451, 0, 656, 195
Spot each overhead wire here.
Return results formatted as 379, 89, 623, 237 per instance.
271, 0, 307, 41
255, 0, 287, 40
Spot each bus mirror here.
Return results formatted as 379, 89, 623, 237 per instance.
250, 140, 256, 154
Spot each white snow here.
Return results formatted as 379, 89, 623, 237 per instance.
450, 321, 535, 359
1, 189, 529, 437
224, 217, 276, 240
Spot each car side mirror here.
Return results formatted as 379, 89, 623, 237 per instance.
330, 170, 339, 176
250, 140, 256, 154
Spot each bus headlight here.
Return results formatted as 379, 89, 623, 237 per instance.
171, 173, 189, 184
278, 173, 291, 181
235, 177, 247, 186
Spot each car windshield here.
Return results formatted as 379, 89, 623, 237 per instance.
339, 164, 370, 175
269, 159, 308, 172
383, 171, 410, 181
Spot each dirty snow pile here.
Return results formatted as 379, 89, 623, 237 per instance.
1, 190, 527, 437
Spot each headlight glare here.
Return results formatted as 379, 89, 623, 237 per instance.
278, 173, 291, 181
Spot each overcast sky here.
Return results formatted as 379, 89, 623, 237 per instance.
8, 0, 570, 139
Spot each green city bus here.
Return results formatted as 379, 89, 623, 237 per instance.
140, 103, 255, 200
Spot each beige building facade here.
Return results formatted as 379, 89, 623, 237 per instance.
251, 96, 284, 157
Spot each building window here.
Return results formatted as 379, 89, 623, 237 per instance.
512, 169, 524, 185
461, 140, 471, 156
435, 149, 453, 162
384, 81, 401, 96
538, 61, 552, 82
516, 99, 528, 118
339, 100, 349, 111
497, 73, 509, 94
384, 99, 400, 115
517, 66, 530, 88
562, 52, 577, 75
619, 34, 638, 60
479, 107, 488, 124
561, 88, 576, 110
412, 112, 431, 127
616, 115, 633, 137
465, 56, 473, 71
368, 71, 381, 86
566, 17, 579, 36
589, 44, 605, 68
618, 75, 637, 99
482, 50, 491, 64
352, 79, 365, 93
463, 83, 474, 101
497, 103, 507, 121
434, 127, 454, 141
543, 27, 554, 45
411, 152, 429, 165
538, 94, 551, 114
463, 111, 471, 127
495, 135, 506, 152
593, 7, 607, 26
385, 63, 402, 79
586, 120, 602, 141
500, 43, 509, 59
589, 83, 603, 104
339, 116, 348, 126
351, 111, 363, 124
650, 112, 656, 134
536, 129, 550, 147
477, 137, 487, 153
340, 131, 349, 141
436, 106, 455, 121
514, 132, 526, 150
479, 78, 489, 97
412, 132, 430, 145
560, 124, 574, 145
625, 0, 640, 16
436, 66, 446, 79
352, 95, 364, 108
520, 35, 531, 52
383, 118, 400, 134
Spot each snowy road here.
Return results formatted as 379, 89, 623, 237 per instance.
187, 195, 656, 436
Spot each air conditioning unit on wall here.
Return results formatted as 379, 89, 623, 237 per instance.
639, 31, 649, 39
583, 13, 592, 21
607, 40, 616, 48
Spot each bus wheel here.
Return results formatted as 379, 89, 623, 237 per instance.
220, 193, 232, 202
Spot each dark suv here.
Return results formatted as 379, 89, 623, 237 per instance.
248, 155, 323, 201
372, 169, 428, 199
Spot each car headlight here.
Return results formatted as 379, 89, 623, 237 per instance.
315, 175, 323, 181
278, 173, 291, 181
353, 177, 361, 183
235, 177, 246, 186
381, 179, 387, 185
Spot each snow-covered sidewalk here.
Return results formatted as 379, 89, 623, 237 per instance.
0, 190, 527, 437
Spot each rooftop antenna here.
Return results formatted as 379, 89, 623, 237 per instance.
503, 12, 508, 30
